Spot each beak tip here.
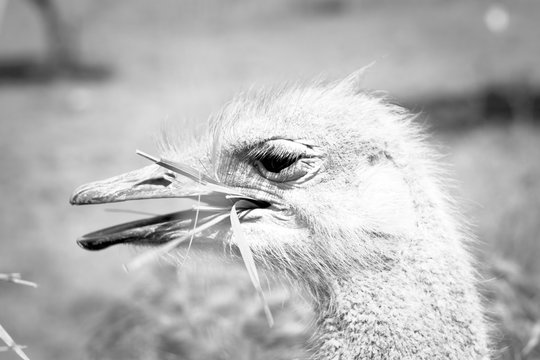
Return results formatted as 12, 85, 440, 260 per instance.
76, 239, 87, 249
69, 194, 79, 205
69, 191, 89, 205
77, 238, 106, 251
70, 183, 103, 205
70, 183, 91, 205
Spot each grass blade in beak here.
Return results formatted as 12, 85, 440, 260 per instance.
124, 212, 230, 272
230, 203, 274, 327
136, 150, 246, 197
183, 192, 202, 264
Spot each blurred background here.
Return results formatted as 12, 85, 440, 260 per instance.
0, 0, 539, 359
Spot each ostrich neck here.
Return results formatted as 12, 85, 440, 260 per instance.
311, 236, 490, 360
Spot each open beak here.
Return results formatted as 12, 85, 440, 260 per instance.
71, 152, 276, 325
70, 152, 268, 251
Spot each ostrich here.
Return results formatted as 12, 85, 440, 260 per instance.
70, 71, 490, 359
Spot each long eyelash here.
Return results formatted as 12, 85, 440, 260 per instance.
245, 142, 302, 162
255, 152, 300, 165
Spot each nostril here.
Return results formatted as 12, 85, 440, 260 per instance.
135, 176, 172, 187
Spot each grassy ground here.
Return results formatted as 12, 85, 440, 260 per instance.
0, 0, 539, 359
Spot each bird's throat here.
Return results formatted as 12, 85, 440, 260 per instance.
312, 250, 490, 360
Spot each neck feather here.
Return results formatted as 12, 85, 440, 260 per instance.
309, 235, 490, 360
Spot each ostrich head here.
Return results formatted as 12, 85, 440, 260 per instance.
71, 71, 489, 359
70, 72, 420, 273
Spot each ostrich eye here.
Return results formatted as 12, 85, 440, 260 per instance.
250, 139, 323, 183
257, 153, 299, 173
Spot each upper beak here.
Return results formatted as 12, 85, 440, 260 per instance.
70, 164, 209, 205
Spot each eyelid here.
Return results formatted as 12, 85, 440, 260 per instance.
254, 158, 319, 183
249, 139, 323, 183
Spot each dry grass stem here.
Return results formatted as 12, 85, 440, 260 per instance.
230, 203, 274, 327
0, 273, 37, 288
0, 273, 35, 359
136, 150, 246, 197
0, 324, 30, 360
